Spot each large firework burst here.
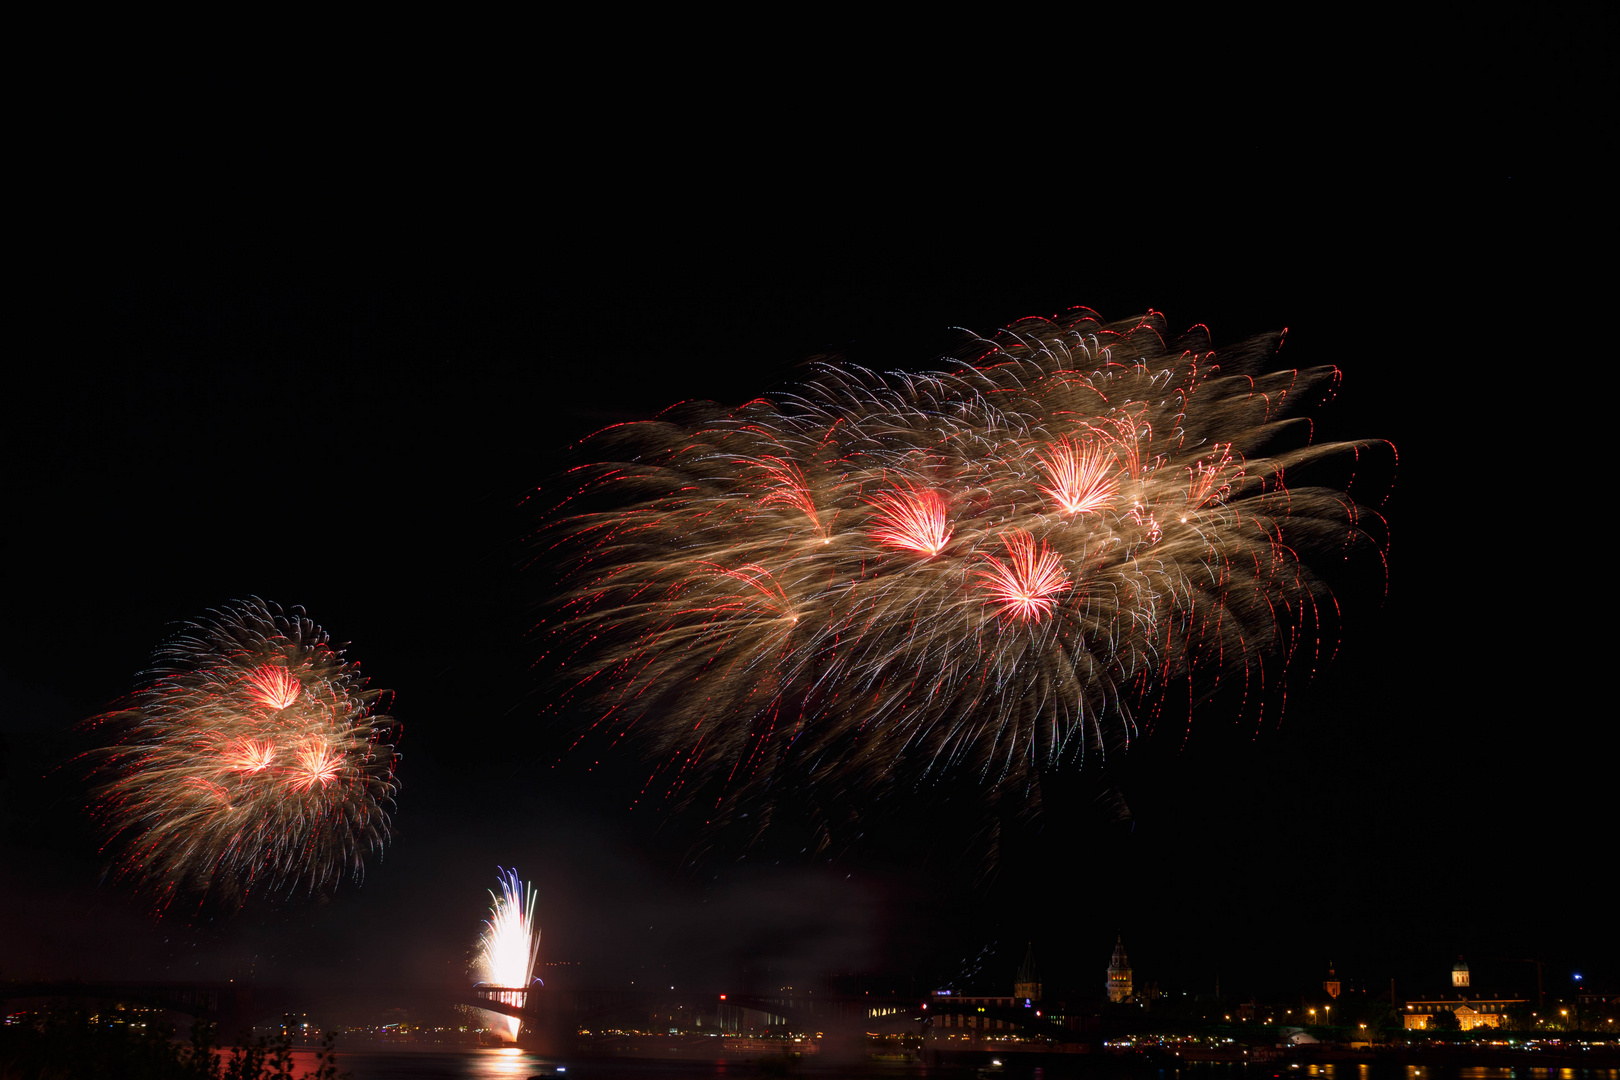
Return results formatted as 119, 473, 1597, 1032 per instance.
535, 309, 1391, 850
84, 599, 399, 909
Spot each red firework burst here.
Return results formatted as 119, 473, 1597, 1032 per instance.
975, 529, 1071, 623
224, 738, 276, 773
245, 664, 300, 710
867, 484, 951, 556
753, 456, 825, 538
291, 742, 343, 791
1038, 435, 1120, 515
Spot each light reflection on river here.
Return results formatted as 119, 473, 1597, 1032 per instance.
303, 1045, 560, 1079
1290, 1067, 1620, 1080
265, 1049, 1620, 1080
302, 1054, 1620, 1080
1244, 1067, 1619, 1080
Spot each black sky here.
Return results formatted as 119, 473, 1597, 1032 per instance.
3, 93, 1602, 1022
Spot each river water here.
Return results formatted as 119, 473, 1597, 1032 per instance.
278, 1050, 1620, 1080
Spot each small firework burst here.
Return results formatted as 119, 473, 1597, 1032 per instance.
83, 598, 399, 910
1038, 435, 1120, 515
867, 483, 953, 556
975, 529, 1071, 623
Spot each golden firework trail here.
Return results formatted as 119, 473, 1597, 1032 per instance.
535, 309, 1392, 848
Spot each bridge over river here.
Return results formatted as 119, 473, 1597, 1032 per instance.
4, 979, 1077, 1051
464, 984, 1078, 1047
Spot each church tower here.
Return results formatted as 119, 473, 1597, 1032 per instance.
1324, 963, 1341, 999
1453, 957, 1470, 988
1107, 935, 1133, 1003
1014, 942, 1041, 1002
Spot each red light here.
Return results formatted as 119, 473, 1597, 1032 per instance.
867, 484, 951, 556
719, 994, 727, 1000
244, 664, 300, 709
1038, 435, 1120, 515
975, 529, 1071, 623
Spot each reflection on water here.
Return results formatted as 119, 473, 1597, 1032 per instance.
312, 1054, 1620, 1080
1276, 1066, 1620, 1080
1195, 1067, 1619, 1080
462, 1046, 548, 1078
329, 1046, 560, 1079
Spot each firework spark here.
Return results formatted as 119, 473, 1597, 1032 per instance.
867, 483, 953, 556
245, 664, 301, 710
975, 529, 1071, 623
535, 309, 1392, 849
83, 599, 398, 909
1037, 435, 1120, 515
475, 868, 541, 1042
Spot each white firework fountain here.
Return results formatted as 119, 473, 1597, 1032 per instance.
475, 868, 540, 1041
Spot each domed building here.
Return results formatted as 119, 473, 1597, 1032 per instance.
1403, 956, 1523, 1031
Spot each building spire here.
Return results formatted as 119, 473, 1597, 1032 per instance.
1015, 941, 1041, 1002
1107, 934, 1133, 1003
1324, 962, 1341, 999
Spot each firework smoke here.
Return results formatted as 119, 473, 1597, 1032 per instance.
475, 868, 541, 1041
84, 598, 399, 909
535, 309, 1392, 851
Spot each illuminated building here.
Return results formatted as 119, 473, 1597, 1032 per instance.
1403, 957, 1523, 1030
1014, 942, 1041, 1004
1403, 998, 1519, 1031
929, 944, 1051, 1035
1107, 936, 1133, 1004
930, 991, 1020, 1032
1323, 964, 1341, 1000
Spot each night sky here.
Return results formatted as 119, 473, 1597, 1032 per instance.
4, 111, 1601, 1024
